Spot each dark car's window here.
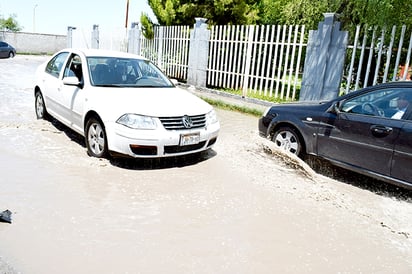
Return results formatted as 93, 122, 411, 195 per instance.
341, 88, 412, 119
87, 57, 173, 87
46, 52, 69, 78
0, 42, 7, 47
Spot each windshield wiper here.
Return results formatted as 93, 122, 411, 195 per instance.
135, 85, 174, 88
94, 84, 124, 87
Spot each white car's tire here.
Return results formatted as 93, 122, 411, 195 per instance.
85, 117, 108, 158
35, 91, 49, 120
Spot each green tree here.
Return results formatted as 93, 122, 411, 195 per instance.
148, 0, 260, 26
148, 0, 176, 26
140, 13, 155, 39
259, 0, 411, 30
258, 0, 287, 25
336, 0, 412, 28
146, 0, 411, 32
0, 14, 22, 32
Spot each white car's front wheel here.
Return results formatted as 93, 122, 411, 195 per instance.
35, 91, 48, 120
85, 117, 108, 158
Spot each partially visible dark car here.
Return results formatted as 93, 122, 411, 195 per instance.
0, 41, 16, 58
259, 81, 412, 190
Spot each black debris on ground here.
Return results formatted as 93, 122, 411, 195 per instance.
0, 210, 12, 224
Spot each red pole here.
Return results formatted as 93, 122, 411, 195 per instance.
125, 0, 130, 28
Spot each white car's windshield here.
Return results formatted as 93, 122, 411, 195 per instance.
87, 57, 174, 88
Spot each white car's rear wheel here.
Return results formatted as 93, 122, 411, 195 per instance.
86, 117, 108, 158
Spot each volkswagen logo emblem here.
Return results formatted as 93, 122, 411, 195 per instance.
182, 115, 193, 129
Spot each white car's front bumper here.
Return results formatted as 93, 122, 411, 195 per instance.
106, 121, 220, 158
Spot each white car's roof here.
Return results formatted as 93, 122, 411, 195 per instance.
62, 48, 148, 60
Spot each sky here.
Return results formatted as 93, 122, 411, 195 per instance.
0, 0, 157, 35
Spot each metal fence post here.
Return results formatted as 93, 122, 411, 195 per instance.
187, 18, 210, 87
128, 22, 141, 55
91, 24, 99, 49
157, 27, 164, 69
300, 13, 348, 101
242, 25, 255, 97
67, 26, 76, 48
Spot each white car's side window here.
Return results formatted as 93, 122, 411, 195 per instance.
45, 52, 69, 78
63, 54, 83, 82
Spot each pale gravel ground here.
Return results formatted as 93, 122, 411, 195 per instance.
1, 55, 412, 273
0, 257, 15, 274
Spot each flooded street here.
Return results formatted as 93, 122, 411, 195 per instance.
1, 56, 412, 273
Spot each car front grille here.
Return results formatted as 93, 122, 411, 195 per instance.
159, 114, 206, 130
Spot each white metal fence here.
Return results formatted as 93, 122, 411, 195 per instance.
344, 25, 412, 94
139, 25, 190, 80
72, 26, 128, 51
208, 25, 307, 100
88, 23, 412, 101
138, 24, 307, 100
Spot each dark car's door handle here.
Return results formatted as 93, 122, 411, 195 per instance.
370, 125, 393, 137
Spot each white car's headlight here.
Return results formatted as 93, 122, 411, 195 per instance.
117, 114, 157, 130
206, 109, 218, 126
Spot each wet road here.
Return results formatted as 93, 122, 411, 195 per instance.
1, 56, 412, 274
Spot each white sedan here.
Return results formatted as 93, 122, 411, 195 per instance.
34, 49, 220, 158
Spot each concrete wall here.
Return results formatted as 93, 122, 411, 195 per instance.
1, 31, 66, 55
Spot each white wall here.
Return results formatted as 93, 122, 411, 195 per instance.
2, 31, 66, 54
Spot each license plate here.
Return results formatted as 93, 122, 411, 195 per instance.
180, 133, 200, 146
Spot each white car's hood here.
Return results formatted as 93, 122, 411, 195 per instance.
88, 86, 213, 120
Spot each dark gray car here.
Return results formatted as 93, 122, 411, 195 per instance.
0, 41, 16, 58
259, 81, 412, 190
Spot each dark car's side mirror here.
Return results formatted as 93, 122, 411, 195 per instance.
63, 76, 83, 88
328, 101, 341, 114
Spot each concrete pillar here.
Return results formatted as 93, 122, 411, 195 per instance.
67, 26, 76, 48
128, 22, 141, 55
187, 18, 210, 87
91, 24, 99, 49
300, 13, 348, 101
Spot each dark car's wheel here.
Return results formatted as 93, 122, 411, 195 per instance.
272, 127, 302, 156
9, 52, 15, 58
85, 117, 108, 158
35, 91, 49, 119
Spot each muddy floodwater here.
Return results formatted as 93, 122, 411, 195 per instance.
1, 56, 412, 273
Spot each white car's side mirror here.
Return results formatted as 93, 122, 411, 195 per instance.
63, 76, 82, 87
